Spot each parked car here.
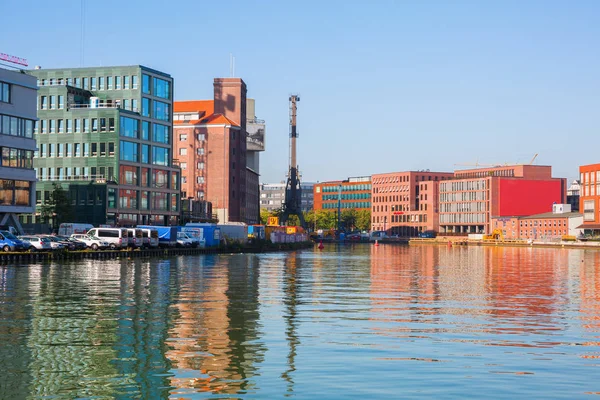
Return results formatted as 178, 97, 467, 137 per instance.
40, 235, 66, 250
0, 230, 28, 252
57, 236, 87, 250
18, 236, 52, 251
70, 234, 110, 250
86, 228, 128, 249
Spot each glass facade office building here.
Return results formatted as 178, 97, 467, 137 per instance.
31, 65, 180, 226
0, 67, 38, 232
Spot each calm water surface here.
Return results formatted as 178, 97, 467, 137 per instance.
1, 244, 600, 398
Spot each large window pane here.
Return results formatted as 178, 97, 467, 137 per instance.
142, 74, 150, 94
119, 141, 139, 162
153, 77, 170, 99
120, 116, 139, 138
152, 123, 169, 144
152, 100, 170, 121
142, 98, 150, 117
152, 146, 169, 166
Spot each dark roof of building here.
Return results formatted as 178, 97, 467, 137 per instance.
520, 211, 582, 219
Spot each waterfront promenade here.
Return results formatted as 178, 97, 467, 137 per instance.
1, 244, 600, 398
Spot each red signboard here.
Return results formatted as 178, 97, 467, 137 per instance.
0, 53, 28, 67
499, 179, 563, 216
393, 212, 404, 215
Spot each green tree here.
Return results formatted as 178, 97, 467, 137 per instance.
341, 209, 358, 231
260, 208, 271, 225
355, 209, 371, 231
314, 210, 337, 230
40, 183, 73, 230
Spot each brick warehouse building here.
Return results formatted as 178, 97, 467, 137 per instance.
173, 78, 255, 224
313, 176, 371, 212
371, 171, 454, 236
439, 165, 566, 235
490, 204, 582, 240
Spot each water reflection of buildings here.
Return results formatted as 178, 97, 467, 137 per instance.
369, 245, 571, 337
0, 259, 176, 399
166, 254, 265, 395
579, 251, 600, 359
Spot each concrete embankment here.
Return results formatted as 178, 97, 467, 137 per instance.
0, 241, 314, 265
409, 237, 600, 250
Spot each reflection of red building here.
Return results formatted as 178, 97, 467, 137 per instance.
439, 165, 566, 235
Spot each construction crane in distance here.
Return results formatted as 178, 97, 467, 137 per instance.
280, 95, 306, 228
454, 154, 539, 170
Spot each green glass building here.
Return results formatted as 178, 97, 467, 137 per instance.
30, 65, 180, 226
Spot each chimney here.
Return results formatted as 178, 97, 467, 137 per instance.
213, 78, 247, 130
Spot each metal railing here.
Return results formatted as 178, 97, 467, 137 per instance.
37, 174, 110, 182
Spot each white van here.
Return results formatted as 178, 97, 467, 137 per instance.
126, 228, 143, 248
138, 228, 159, 248
58, 223, 94, 237
87, 228, 128, 249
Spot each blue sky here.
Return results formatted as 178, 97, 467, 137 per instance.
2, 0, 598, 184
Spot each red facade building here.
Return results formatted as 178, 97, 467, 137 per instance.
371, 171, 454, 236
173, 78, 249, 223
439, 165, 566, 235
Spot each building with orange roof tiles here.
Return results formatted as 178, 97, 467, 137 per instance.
174, 78, 263, 224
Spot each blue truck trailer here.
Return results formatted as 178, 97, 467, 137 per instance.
184, 223, 221, 247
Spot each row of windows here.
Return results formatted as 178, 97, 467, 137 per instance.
1, 147, 34, 169
376, 214, 427, 223
374, 185, 420, 194
439, 213, 487, 223
37, 166, 114, 181
319, 184, 371, 193
178, 147, 205, 157
0, 180, 31, 207
37, 142, 115, 158
178, 133, 207, 142
455, 169, 514, 179
440, 179, 488, 192
322, 202, 370, 209
36, 188, 103, 206
119, 141, 170, 166
519, 219, 567, 227
39, 95, 64, 110
374, 195, 414, 203
0, 114, 35, 138
520, 229, 567, 237
440, 191, 487, 202
180, 175, 205, 184
120, 118, 170, 144
321, 193, 370, 201
118, 165, 178, 190
36, 118, 115, 134
108, 188, 177, 211
180, 162, 204, 170
440, 202, 488, 212
38, 75, 139, 91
